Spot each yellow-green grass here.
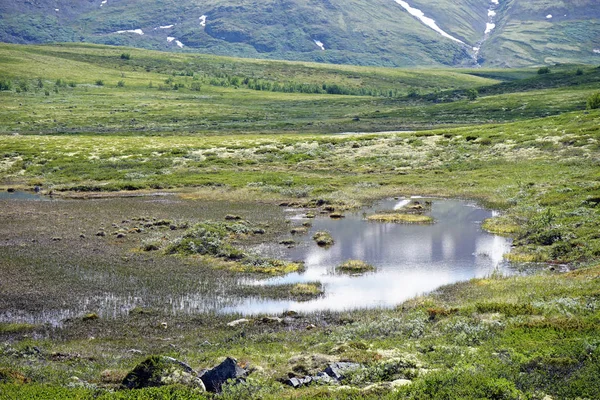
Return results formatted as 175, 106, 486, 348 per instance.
290, 283, 324, 300
337, 260, 376, 273
367, 213, 434, 224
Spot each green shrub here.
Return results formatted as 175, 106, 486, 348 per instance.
120, 52, 131, 60
95, 79, 104, 86
466, 88, 478, 101
0, 77, 12, 90
587, 92, 600, 110
538, 67, 551, 75
117, 80, 125, 87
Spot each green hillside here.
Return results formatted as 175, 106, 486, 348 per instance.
0, 0, 598, 67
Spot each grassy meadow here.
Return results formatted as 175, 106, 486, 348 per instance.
1, 43, 600, 399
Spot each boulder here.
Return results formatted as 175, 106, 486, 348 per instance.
227, 318, 250, 327
122, 356, 205, 390
286, 375, 314, 388
200, 357, 248, 393
325, 362, 361, 381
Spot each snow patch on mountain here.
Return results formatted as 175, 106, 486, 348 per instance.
159, 25, 174, 29
167, 37, 184, 48
101, 0, 107, 7
393, 0, 465, 44
199, 15, 207, 27
485, 23, 496, 34
473, 0, 501, 64
314, 40, 325, 51
116, 29, 144, 35
594, 49, 600, 54
546, 14, 553, 19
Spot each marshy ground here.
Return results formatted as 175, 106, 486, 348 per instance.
1, 44, 600, 398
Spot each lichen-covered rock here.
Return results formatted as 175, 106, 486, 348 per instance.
122, 356, 205, 390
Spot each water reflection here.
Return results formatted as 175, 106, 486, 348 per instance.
0, 191, 53, 201
223, 198, 513, 314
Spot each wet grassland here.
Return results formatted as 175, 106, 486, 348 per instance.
1, 44, 600, 398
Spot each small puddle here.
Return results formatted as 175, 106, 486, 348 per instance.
223, 198, 513, 314
0, 190, 54, 201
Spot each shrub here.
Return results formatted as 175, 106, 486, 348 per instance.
120, 52, 131, 60
95, 79, 104, 86
587, 92, 600, 110
117, 80, 125, 87
538, 67, 551, 74
466, 88, 478, 101
0, 77, 12, 90
576, 68, 584, 76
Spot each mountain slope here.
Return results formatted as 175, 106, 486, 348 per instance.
0, 0, 598, 67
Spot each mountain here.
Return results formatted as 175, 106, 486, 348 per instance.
0, 0, 598, 67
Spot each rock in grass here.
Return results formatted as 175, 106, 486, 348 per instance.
227, 318, 250, 327
329, 212, 345, 219
122, 356, 204, 390
325, 362, 362, 381
225, 214, 242, 221
313, 231, 334, 247
200, 357, 248, 393
337, 260, 376, 273
366, 213, 434, 224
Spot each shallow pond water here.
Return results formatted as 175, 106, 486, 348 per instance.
223, 197, 513, 314
0, 190, 53, 201
0, 195, 514, 324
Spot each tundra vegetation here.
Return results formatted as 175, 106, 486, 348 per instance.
0, 43, 600, 399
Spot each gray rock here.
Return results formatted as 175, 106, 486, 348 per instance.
313, 371, 336, 384
287, 377, 302, 388
200, 357, 248, 393
122, 355, 205, 391
325, 362, 361, 381
227, 318, 250, 327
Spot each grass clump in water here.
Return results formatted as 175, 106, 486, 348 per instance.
367, 213, 434, 224
289, 282, 324, 301
165, 221, 302, 274
312, 231, 334, 247
338, 260, 376, 273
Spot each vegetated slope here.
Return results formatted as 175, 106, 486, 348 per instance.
0, 0, 471, 67
481, 0, 600, 67
0, 0, 598, 67
0, 44, 598, 136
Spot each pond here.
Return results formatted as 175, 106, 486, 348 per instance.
0, 190, 53, 201
0, 195, 514, 325
223, 197, 513, 314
